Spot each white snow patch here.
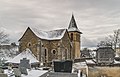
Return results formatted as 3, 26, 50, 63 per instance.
86, 59, 95, 64
4, 69, 48, 77
7, 48, 39, 64
73, 62, 87, 69
68, 27, 80, 32
115, 53, 120, 57
22, 69, 47, 77
32, 28, 66, 40
114, 59, 120, 64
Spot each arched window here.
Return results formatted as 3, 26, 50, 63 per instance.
45, 49, 47, 56
27, 42, 32, 47
71, 33, 73, 41
44, 48, 48, 62
53, 50, 56, 54
51, 49, 56, 55
65, 48, 69, 59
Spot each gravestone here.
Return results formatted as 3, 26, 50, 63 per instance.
0, 73, 8, 77
54, 60, 73, 73
54, 61, 63, 72
13, 68, 21, 77
19, 58, 30, 69
0, 68, 4, 73
64, 60, 72, 73
19, 67, 28, 75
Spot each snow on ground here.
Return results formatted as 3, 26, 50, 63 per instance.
73, 62, 87, 69
0, 48, 18, 60
73, 61, 87, 77
7, 48, 39, 64
21, 69, 48, 77
4, 69, 48, 77
86, 59, 95, 64
77, 70, 87, 77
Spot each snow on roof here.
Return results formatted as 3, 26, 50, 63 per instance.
114, 59, 120, 64
7, 48, 39, 64
86, 59, 96, 64
115, 53, 120, 57
68, 28, 80, 32
97, 47, 114, 52
31, 28, 66, 40
73, 62, 87, 69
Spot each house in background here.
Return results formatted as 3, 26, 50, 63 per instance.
86, 47, 120, 77
18, 15, 82, 66
96, 47, 115, 65
80, 48, 91, 58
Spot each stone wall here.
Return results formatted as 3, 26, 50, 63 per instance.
87, 66, 120, 77
69, 32, 81, 59
19, 28, 39, 58
19, 28, 74, 66
41, 31, 72, 65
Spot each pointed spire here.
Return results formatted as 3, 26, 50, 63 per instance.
68, 14, 78, 29
68, 14, 82, 33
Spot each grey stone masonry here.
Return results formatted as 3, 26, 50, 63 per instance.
19, 58, 30, 69
0, 68, 4, 73
0, 73, 8, 77
13, 68, 21, 77
19, 67, 28, 75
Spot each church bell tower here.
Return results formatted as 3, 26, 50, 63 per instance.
68, 15, 82, 59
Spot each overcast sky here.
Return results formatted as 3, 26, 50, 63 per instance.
0, 0, 120, 48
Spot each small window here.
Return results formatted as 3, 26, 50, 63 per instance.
28, 43, 31, 46
53, 50, 56, 54
71, 33, 73, 41
45, 49, 47, 56
27, 42, 32, 47
51, 49, 56, 55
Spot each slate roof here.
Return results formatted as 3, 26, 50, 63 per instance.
68, 15, 82, 34
31, 27, 66, 40
96, 47, 115, 52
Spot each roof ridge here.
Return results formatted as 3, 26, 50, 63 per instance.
30, 27, 66, 40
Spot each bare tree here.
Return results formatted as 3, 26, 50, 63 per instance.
110, 29, 120, 51
97, 29, 120, 51
0, 30, 9, 45
97, 40, 112, 47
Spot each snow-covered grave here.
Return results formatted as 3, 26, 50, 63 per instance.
7, 48, 39, 64
4, 69, 48, 77
0, 48, 49, 77
73, 61, 87, 77
85, 59, 96, 64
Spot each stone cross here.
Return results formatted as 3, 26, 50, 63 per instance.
19, 58, 30, 69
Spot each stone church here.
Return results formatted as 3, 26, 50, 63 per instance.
18, 15, 82, 66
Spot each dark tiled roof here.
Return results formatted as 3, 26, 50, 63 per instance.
97, 47, 114, 52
